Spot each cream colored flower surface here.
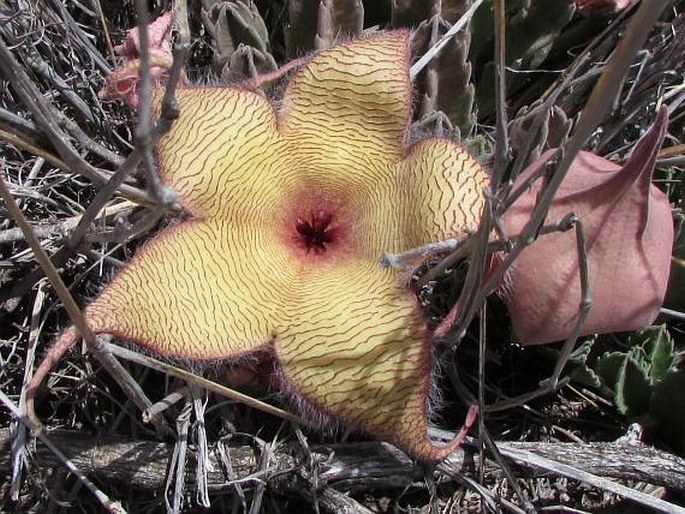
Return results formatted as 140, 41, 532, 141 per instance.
33, 32, 489, 460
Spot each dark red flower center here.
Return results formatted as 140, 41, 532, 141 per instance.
295, 210, 337, 254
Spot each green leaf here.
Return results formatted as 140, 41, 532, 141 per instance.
570, 364, 602, 389
615, 355, 651, 418
569, 339, 601, 388
629, 324, 664, 347
644, 326, 675, 384
595, 351, 626, 390
569, 338, 595, 364
627, 345, 650, 376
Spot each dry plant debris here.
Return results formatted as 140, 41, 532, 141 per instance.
0, 1, 683, 513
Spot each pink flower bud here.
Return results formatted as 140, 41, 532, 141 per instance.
500, 107, 672, 345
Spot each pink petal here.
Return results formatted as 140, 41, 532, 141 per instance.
99, 11, 184, 108
500, 107, 672, 345
114, 10, 175, 62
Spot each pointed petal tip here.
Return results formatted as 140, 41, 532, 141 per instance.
624, 105, 669, 187
26, 325, 81, 431
406, 404, 479, 461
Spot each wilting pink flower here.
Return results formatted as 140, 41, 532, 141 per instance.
499, 107, 672, 345
99, 11, 183, 108
112, 10, 174, 61
576, 0, 632, 12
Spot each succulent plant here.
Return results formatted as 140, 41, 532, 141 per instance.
412, 15, 476, 136
1, 1, 682, 511
509, 101, 572, 163
314, 0, 364, 49
392, 0, 473, 26
201, 0, 277, 80
593, 326, 685, 455
470, 0, 576, 119
29, 32, 489, 461
286, 0, 364, 57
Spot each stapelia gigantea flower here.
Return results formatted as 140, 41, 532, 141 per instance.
30, 32, 488, 460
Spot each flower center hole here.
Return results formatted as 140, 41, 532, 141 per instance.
295, 210, 336, 254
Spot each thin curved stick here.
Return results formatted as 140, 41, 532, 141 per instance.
0, 390, 129, 514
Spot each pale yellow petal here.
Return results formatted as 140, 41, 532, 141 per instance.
275, 259, 465, 459
156, 87, 292, 220
391, 138, 489, 251
270, 139, 488, 262
84, 219, 293, 358
281, 31, 411, 168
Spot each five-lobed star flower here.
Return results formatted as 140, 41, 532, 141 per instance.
29, 31, 489, 460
